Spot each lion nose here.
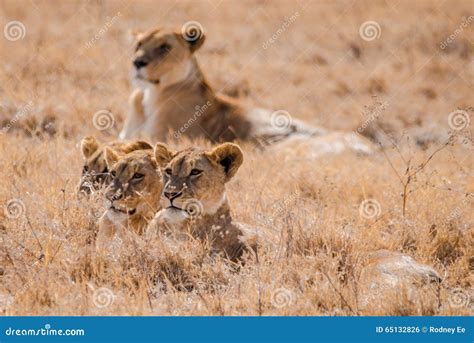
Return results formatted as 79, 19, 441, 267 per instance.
164, 190, 183, 201
133, 59, 148, 69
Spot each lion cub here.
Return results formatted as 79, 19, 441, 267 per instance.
78, 136, 152, 195
147, 142, 253, 261
96, 148, 163, 250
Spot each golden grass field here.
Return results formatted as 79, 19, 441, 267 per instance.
0, 0, 472, 315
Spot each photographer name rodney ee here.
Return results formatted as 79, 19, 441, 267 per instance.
429, 326, 466, 334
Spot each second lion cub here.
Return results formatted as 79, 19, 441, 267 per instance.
147, 142, 256, 261
96, 148, 163, 250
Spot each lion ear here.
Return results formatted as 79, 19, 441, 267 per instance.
104, 147, 120, 169
124, 140, 153, 152
178, 30, 206, 53
128, 29, 145, 43
188, 33, 206, 53
154, 143, 175, 167
81, 136, 99, 159
207, 143, 243, 182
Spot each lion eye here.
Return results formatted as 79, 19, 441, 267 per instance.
165, 168, 172, 176
158, 43, 171, 54
133, 173, 144, 180
110, 171, 116, 178
190, 169, 202, 176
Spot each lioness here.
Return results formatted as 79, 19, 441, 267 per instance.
96, 148, 163, 250
147, 142, 254, 261
78, 136, 152, 195
119, 26, 372, 154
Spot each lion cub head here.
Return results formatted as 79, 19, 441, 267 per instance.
79, 136, 152, 195
153, 142, 243, 225
131, 26, 205, 85
103, 148, 163, 225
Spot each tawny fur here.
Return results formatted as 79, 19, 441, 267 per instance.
96, 149, 163, 251
119, 26, 373, 155
147, 142, 256, 261
78, 135, 152, 195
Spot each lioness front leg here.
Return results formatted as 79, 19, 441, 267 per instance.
119, 88, 145, 140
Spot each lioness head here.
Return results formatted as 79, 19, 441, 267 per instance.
131, 26, 206, 84
79, 136, 152, 195
104, 148, 163, 220
154, 142, 243, 223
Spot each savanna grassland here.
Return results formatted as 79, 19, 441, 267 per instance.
0, 0, 472, 315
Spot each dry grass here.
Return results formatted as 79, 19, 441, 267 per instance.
0, 0, 472, 315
